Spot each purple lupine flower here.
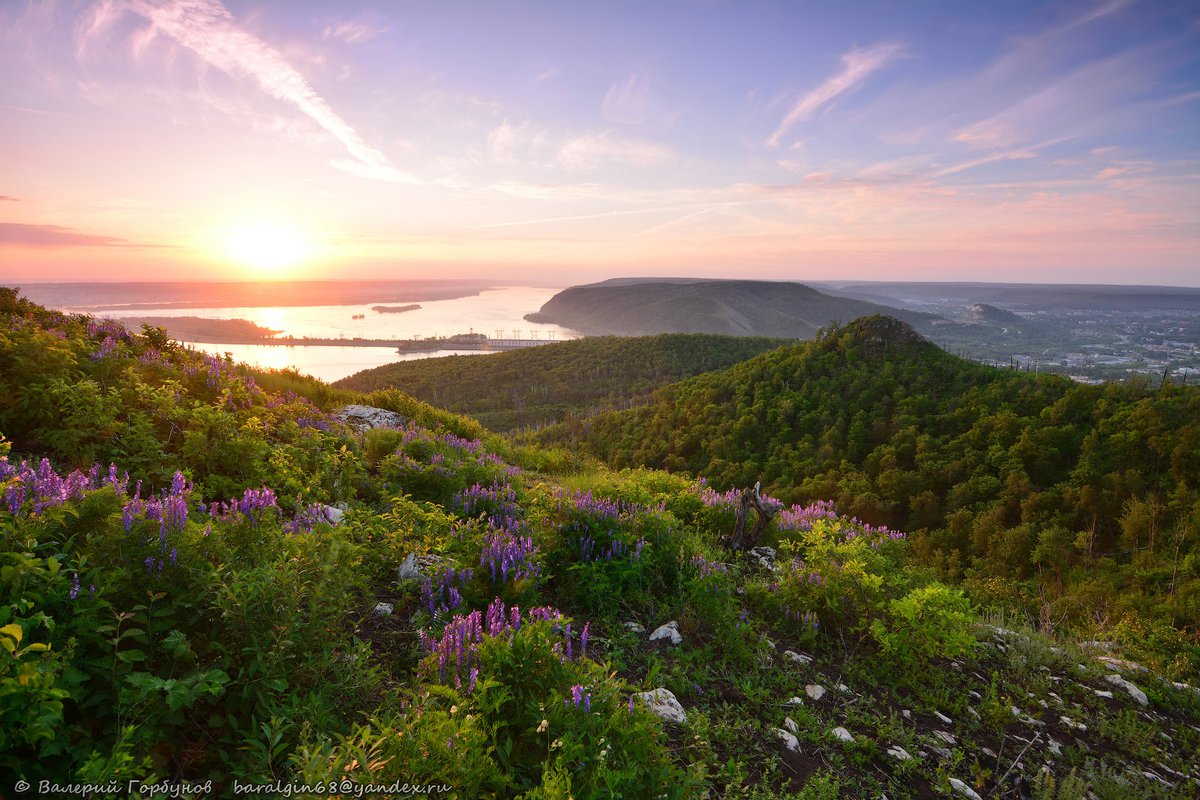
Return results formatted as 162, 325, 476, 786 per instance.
469, 667, 478, 694
580, 623, 589, 659
628, 695, 635, 714
69, 572, 80, 600
89, 584, 96, 599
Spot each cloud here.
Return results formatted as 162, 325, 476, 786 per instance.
0, 223, 168, 248
321, 19, 382, 45
603, 73, 652, 125
104, 0, 416, 183
558, 133, 674, 170
768, 42, 904, 146
0, 196, 18, 202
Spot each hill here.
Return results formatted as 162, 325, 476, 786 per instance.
538, 316, 1200, 630
2, 291, 1197, 797
524, 279, 934, 337
335, 333, 790, 433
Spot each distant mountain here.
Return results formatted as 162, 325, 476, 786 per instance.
817, 281, 1200, 312
963, 303, 1025, 325
335, 333, 789, 433
524, 279, 934, 337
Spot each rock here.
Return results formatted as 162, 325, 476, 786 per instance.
783, 716, 799, 734
649, 620, 683, 646
783, 650, 813, 666
934, 711, 953, 725
1105, 674, 1149, 706
783, 696, 805, 707
748, 546, 777, 571
902, 710, 912, 720
982, 747, 997, 759
774, 728, 801, 752
805, 684, 826, 701
1047, 737, 1062, 756
928, 745, 953, 759
831, 727, 854, 743
372, 602, 394, 617
323, 505, 344, 525
948, 777, 983, 800
334, 404, 405, 431
1060, 715, 1087, 732
1093, 689, 1113, 699
634, 688, 687, 724
886, 745, 912, 761
967, 690, 982, 701
835, 682, 851, 693
397, 554, 420, 581
623, 621, 645, 634
933, 730, 956, 745
1098, 656, 1147, 674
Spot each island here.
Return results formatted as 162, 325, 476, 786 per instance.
372, 304, 422, 314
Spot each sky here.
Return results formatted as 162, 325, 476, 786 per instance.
0, 0, 1197, 286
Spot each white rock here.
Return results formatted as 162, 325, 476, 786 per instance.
397, 553, 421, 581
784, 716, 799, 734
783, 650, 813, 666
902, 709, 912, 720
982, 747, 997, 759
649, 620, 683, 646
372, 602, 394, 617
835, 682, 851, 693
623, 621, 645, 634
1093, 689, 1114, 699
334, 404, 405, 431
634, 688, 687, 724
748, 546, 777, 571
783, 696, 805, 707
1099, 655, 1147, 674
934, 711, 953, 725
323, 505, 344, 525
805, 684, 826, 701
933, 730, 956, 745
1105, 674, 1149, 706
886, 745, 912, 761
774, 728, 800, 752
928, 745, 953, 759
831, 727, 854, 743
1047, 737, 1062, 756
948, 777, 983, 800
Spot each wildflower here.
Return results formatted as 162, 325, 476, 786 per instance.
537, 719, 549, 734
580, 622, 590, 659
69, 572, 80, 600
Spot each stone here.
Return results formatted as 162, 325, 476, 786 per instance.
934, 711, 953, 725
783, 697, 805, 707
623, 621, 645, 634
397, 553, 422, 581
748, 546, 778, 571
634, 689, 687, 724
372, 601, 394, 617
334, 404, 405, 431
1098, 656, 1147, 674
774, 728, 800, 752
1105, 674, 1149, 706
928, 745, 953, 759
902, 710, 912, 720
1047, 738, 1062, 756
886, 745, 912, 761
1093, 689, 1114, 699
649, 620, 683, 646
805, 684, 826, 701
323, 505, 344, 526
783, 650, 813, 666
949, 777, 983, 800
982, 747, 997, 759
933, 730, 956, 745
784, 716, 799, 734
831, 727, 854, 743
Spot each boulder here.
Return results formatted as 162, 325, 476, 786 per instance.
805, 684, 826, 701
774, 728, 801, 752
831, 727, 854, 743
748, 546, 777, 571
635, 688, 687, 724
886, 745, 912, 761
335, 404, 405, 432
323, 505, 344, 526
949, 777, 983, 800
1105, 674, 1149, 706
783, 650, 813, 666
649, 620, 683, 646
373, 602, 394, 617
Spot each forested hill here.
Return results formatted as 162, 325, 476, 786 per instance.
523, 279, 934, 336
335, 333, 790, 433
539, 315, 1200, 627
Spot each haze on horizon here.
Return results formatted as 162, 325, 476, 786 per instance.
1, 0, 1197, 287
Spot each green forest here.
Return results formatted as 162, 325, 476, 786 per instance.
336, 334, 788, 434
2, 290, 1197, 799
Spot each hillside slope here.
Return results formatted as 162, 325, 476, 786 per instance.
2, 291, 1196, 798
539, 316, 1200, 629
524, 279, 934, 337
335, 333, 790, 433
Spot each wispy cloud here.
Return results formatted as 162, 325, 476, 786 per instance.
768, 42, 904, 146
558, 132, 675, 170
0, 196, 19, 202
603, 73, 653, 125
321, 19, 383, 45
0, 222, 168, 248
94, 0, 416, 183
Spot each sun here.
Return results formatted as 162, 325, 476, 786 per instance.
223, 223, 311, 275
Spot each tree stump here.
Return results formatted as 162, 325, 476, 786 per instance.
724, 482, 777, 551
